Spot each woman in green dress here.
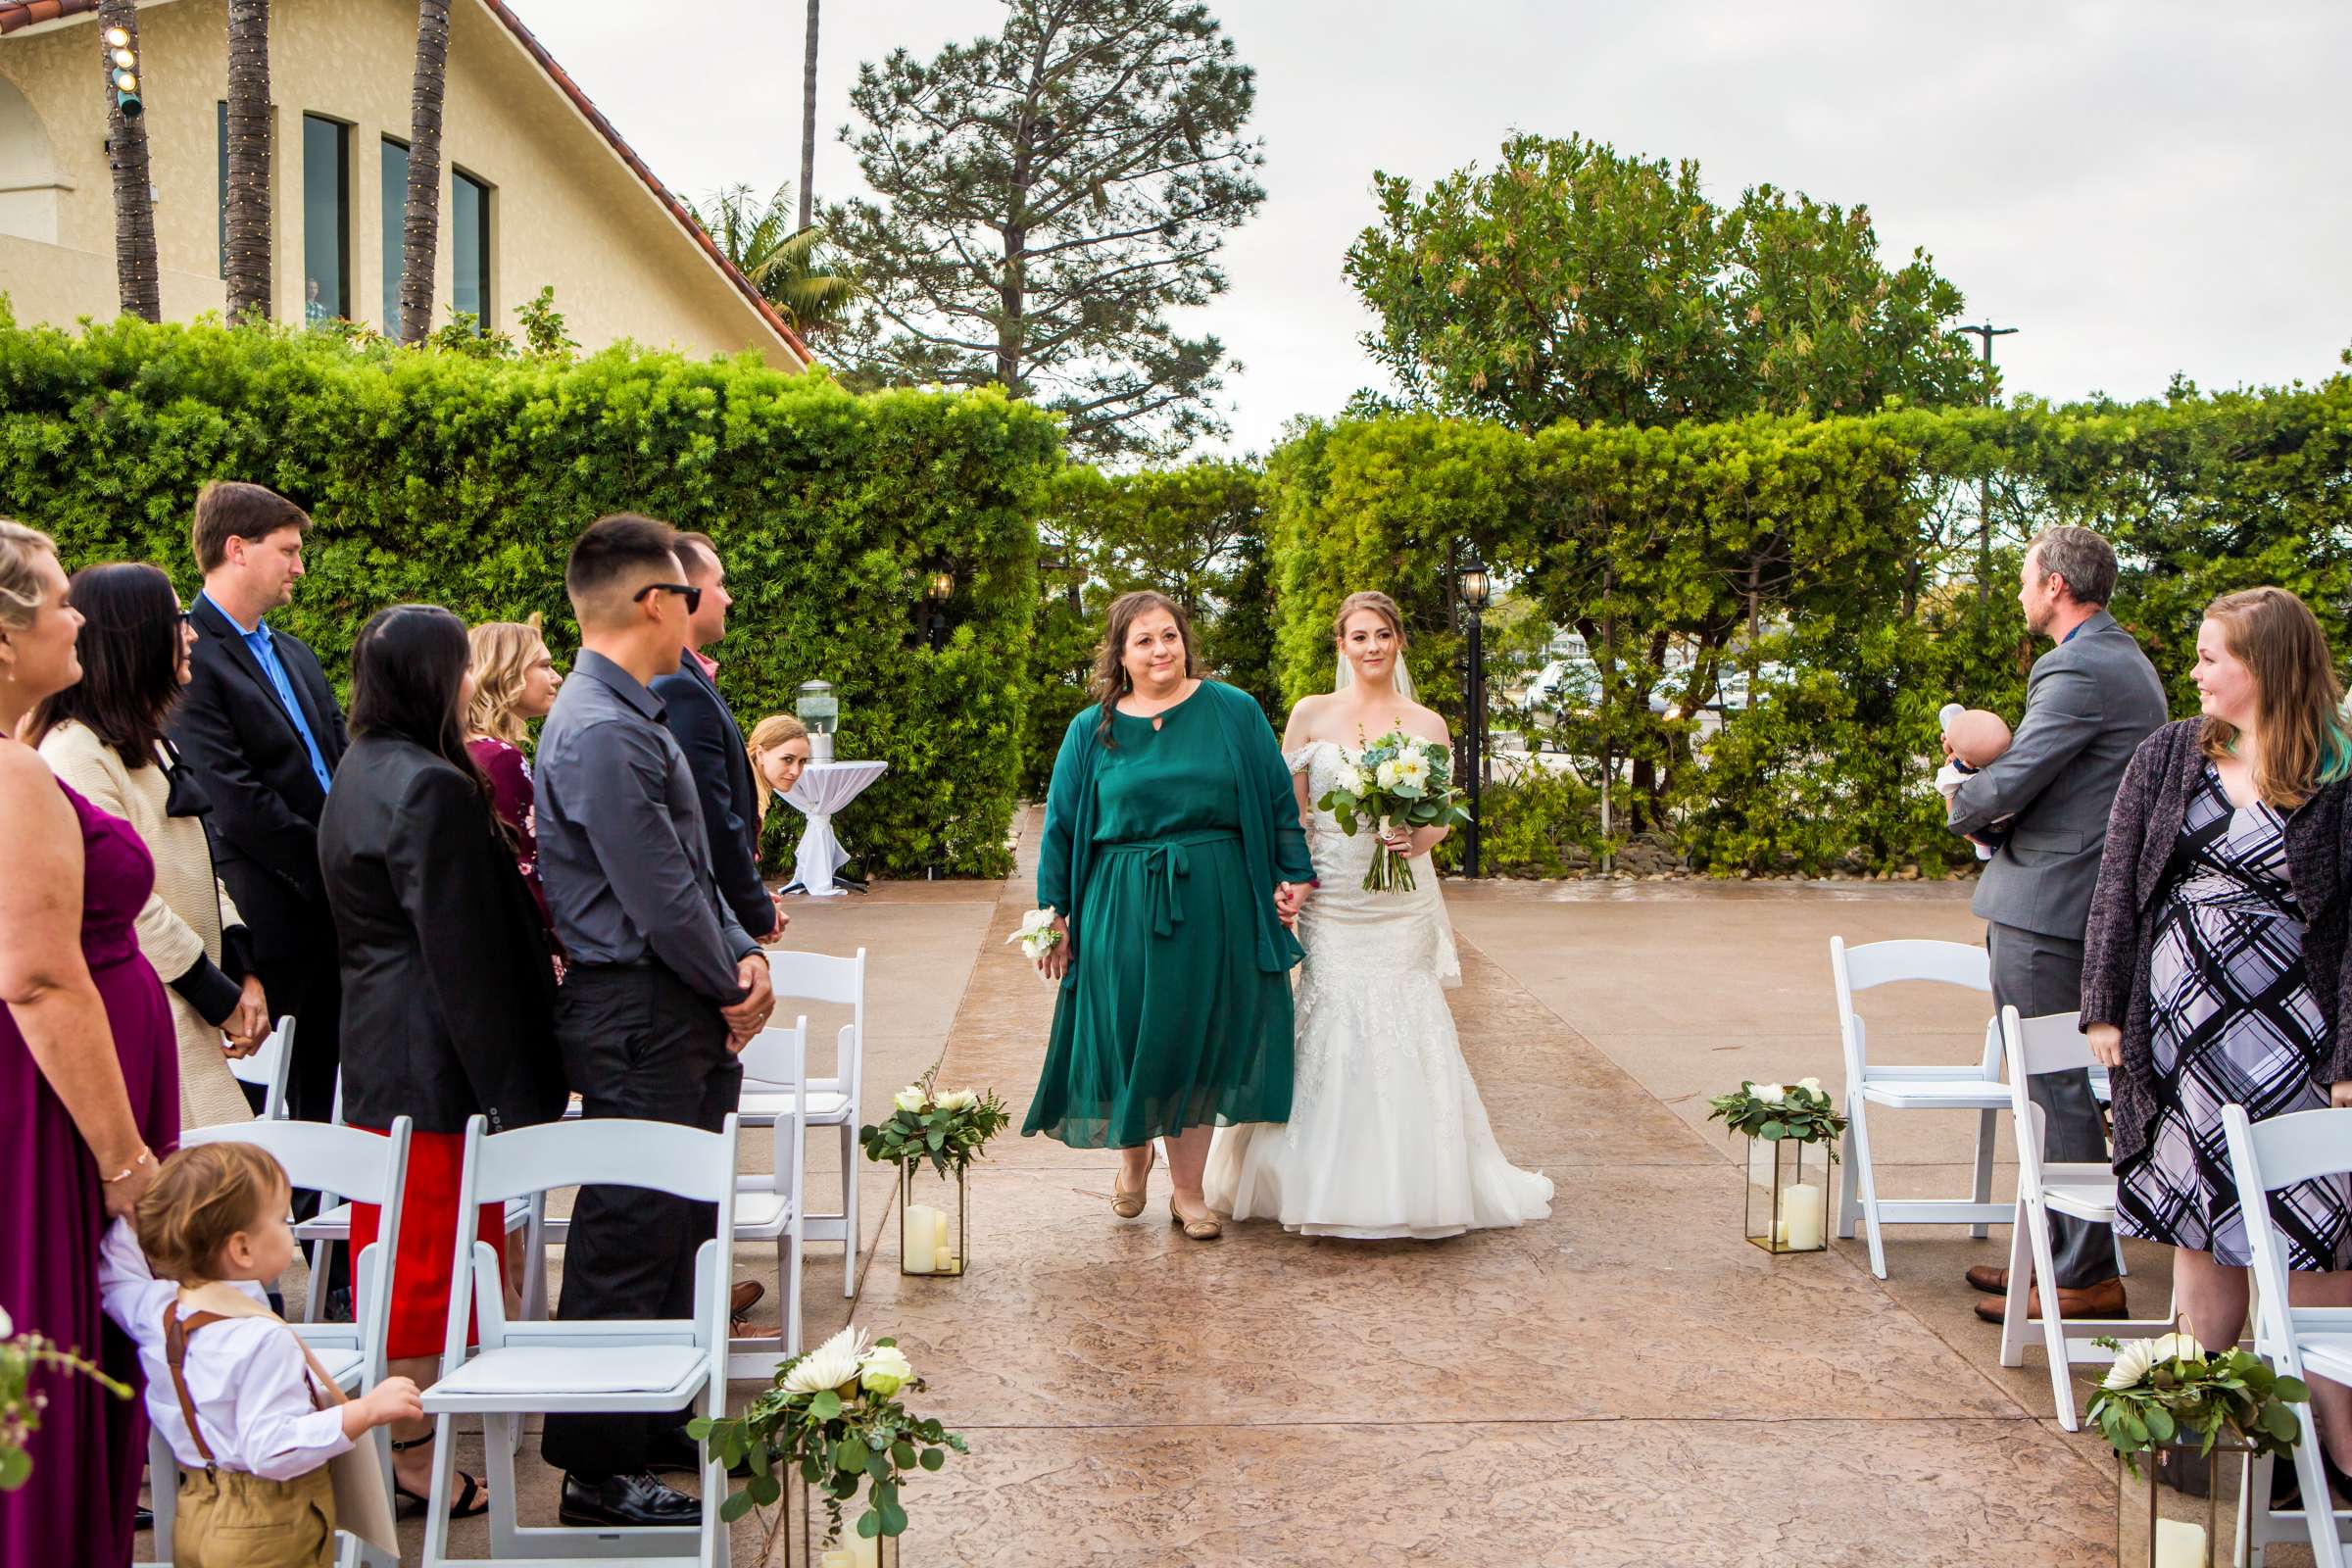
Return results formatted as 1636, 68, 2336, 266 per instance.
1024, 591, 1317, 1239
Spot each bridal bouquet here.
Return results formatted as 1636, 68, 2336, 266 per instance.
690, 1325, 968, 1546
1314, 730, 1472, 893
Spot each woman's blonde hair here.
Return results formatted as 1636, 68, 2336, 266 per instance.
466, 614, 549, 750
745, 712, 809, 832
2198, 586, 2352, 808
0, 518, 59, 635
134, 1142, 289, 1282
1332, 590, 1405, 645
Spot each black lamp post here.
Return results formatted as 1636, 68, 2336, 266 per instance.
1952, 319, 2017, 601
922, 567, 955, 650
1454, 547, 1493, 879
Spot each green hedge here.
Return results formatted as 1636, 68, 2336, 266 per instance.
0, 308, 1063, 877
1267, 374, 2352, 878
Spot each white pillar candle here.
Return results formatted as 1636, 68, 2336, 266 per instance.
904, 1204, 941, 1273
1782, 1183, 1826, 1250
2154, 1518, 2205, 1568
933, 1207, 952, 1267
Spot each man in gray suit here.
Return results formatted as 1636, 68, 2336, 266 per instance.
1943, 524, 2167, 1322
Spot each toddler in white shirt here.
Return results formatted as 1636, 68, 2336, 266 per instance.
99, 1142, 419, 1568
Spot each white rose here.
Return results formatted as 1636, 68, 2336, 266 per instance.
1339, 765, 1368, 796
2149, 1331, 2203, 1365
1752, 1083, 1787, 1105
0, 1303, 11, 1339
893, 1087, 928, 1115
1796, 1076, 1823, 1094
936, 1089, 978, 1111
783, 1326, 869, 1395
858, 1343, 915, 1397
1375, 759, 1401, 790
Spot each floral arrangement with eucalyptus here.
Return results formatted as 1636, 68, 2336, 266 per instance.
2087, 1331, 2308, 1475
690, 1326, 968, 1546
859, 1067, 1011, 1178
1705, 1077, 1848, 1151
1, 1304, 132, 1490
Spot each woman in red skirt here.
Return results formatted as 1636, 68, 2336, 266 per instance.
319, 606, 567, 1516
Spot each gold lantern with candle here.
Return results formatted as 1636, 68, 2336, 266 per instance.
2115, 1437, 2249, 1568
898, 1159, 967, 1278
1743, 1133, 1830, 1254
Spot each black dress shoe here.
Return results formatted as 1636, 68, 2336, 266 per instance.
558, 1471, 702, 1528
133, 1506, 154, 1532
645, 1425, 748, 1478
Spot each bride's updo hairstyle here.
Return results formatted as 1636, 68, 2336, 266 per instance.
1333, 590, 1405, 646
1092, 588, 1200, 749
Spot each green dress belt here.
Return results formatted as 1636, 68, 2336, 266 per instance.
1096, 828, 1243, 939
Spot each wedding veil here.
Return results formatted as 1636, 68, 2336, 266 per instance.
1333, 653, 1417, 703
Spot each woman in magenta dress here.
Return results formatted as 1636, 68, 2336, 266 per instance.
465, 615, 564, 950
0, 521, 177, 1566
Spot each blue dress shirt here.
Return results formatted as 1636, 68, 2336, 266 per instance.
200, 591, 334, 797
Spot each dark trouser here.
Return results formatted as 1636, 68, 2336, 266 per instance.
1987, 920, 2118, 1290
541, 963, 740, 1481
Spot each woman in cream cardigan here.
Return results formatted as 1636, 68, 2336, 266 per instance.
31, 563, 268, 1129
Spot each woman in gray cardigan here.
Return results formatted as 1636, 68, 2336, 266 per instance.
2081, 586, 2352, 1487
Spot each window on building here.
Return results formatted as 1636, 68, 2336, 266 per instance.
380, 137, 409, 330
300, 115, 350, 324
451, 168, 491, 329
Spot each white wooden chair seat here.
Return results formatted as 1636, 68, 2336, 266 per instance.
727, 1021, 808, 1380
2295, 1335, 2352, 1387
733, 1188, 796, 1234
1858, 1077, 2011, 1108
425, 1342, 708, 1403
737, 1087, 853, 1123
2040, 1180, 2118, 1222
307, 1345, 367, 1387
299, 1197, 531, 1242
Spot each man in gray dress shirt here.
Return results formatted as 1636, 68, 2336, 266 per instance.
1944, 525, 2167, 1324
533, 513, 775, 1528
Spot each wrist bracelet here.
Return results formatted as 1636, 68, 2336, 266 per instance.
102, 1147, 153, 1185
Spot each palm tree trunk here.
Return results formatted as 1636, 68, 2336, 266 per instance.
797, 0, 819, 232
222, 0, 272, 322
397, 0, 450, 344
98, 0, 160, 321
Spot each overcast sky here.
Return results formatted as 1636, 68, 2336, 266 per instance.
510, 0, 2352, 458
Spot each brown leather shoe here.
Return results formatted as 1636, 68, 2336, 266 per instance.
729, 1279, 764, 1324
1975, 1276, 2126, 1324
1965, 1264, 2010, 1297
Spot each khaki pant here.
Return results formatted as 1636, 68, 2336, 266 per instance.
174, 1464, 336, 1568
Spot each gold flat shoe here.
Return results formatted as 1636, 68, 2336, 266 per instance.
1169, 1196, 1222, 1241
1110, 1148, 1153, 1219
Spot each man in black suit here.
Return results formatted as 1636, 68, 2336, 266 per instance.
170, 481, 349, 1126
652, 531, 785, 948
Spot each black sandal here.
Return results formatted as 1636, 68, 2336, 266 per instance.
389, 1436, 491, 1519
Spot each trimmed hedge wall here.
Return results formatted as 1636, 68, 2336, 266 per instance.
0, 310, 1063, 877
1266, 376, 2352, 878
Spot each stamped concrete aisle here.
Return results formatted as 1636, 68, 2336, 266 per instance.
846, 825, 2123, 1566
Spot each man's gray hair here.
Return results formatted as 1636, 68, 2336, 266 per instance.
2028, 524, 2118, 608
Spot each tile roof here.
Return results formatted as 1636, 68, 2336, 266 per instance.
0, 1, 104, 33
0, 0, 815, 368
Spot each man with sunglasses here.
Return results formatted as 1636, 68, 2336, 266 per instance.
531, 513, 775, 1529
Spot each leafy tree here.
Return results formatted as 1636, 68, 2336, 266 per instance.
1345, 131, 1984, 432
684, 183, 859, 337
828, 0, 1265, 462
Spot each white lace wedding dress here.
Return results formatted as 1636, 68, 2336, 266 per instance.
1202, 741, 1554, 1239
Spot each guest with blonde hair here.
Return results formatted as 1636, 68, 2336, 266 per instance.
465, 614, 563, 943
745, 711, 811, 837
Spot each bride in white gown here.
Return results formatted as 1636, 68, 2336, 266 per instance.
1204, 591, 1553, 1239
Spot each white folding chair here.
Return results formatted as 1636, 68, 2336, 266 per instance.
420, 1113, 740, 1568
1831, 937, 2008, 1278
729, 1015, 809, 1378
2225, 1102, 2352, 1568
738, 948, 867, 1298
297, 1070, 538, 1325
146, 1117, 412, 1568
1995, 1007, 2177, 1431
224, 1014, 297, 1120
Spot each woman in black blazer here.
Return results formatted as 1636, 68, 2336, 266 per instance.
318, 604, 567, 1517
